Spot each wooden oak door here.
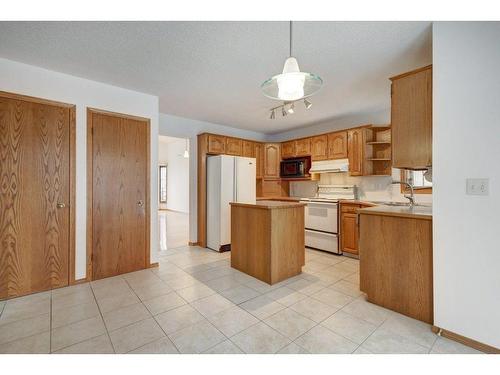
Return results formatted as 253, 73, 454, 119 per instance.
347, 129, 364, 176
280, 141, 295, 159
295, 138, 311, 156
207, 134, 226, 154
225, 137, 242, 156
254, 143, 263, 178
90, 110, 149, 280
0, 94, 72, 299
310, 135, 328, 161
264, 143, 281, 179
328, 131, 348, 159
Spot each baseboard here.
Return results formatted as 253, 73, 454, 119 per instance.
70, 277, 89, 285
431, 325, 500, 354
148, 262, 159, 268
188, 241, 199, 246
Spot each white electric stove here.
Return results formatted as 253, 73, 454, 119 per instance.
300, 185, 357, 254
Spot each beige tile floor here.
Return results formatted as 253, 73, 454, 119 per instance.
0, 211, 482, 354
0, 246, 482, 354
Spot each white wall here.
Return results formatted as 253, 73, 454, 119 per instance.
0, 58, 160, 280
158, 137, 190, 213
433, 22, 500, 348
159, 113, 266, 242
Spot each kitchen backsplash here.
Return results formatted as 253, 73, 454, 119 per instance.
290, 168, 433, 204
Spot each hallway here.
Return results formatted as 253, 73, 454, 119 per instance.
159, 210, 190, 252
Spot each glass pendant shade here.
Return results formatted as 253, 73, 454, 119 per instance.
261, 57, 322, 101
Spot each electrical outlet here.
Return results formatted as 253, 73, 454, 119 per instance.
466, 178, 489, 196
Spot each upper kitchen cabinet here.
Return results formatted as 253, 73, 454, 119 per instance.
207, 134, 226, 154
226, 137, 242, 156
310, 135, 328, 161
390, 65, 432, 169
254, 143, 263, 179
242, 140, 255, 158
348, 128, 365, 176
327, 131, 348, 159
264, 143, 281, 179
295, 138, 311, 157
281, 140, 296, 159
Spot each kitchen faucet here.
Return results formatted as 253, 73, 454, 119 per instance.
391, 180, 415, 207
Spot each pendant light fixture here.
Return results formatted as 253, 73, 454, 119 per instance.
261, 21, 323, 102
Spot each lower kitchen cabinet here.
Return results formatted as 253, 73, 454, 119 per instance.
340, 202, 373, 256
341, 212, 358, 255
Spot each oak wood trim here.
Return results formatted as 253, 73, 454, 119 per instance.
390, 64, 433, 81
68, 106, 78, 285
86, 108, 152, 281
0, 90, 75, 108
188, 241, 199, 246
431, 326, 500, 354
148, 262, 159, 268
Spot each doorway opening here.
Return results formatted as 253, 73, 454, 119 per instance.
158, 136, 190, 253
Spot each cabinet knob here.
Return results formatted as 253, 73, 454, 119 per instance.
57, 203, 66, 209
137, 200, 144, 207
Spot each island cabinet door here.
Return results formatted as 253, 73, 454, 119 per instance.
310, 135, 328, 161
341, 212, 359, 255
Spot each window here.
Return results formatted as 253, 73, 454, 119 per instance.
400, 169, 432, 194
159, 165, 167, 203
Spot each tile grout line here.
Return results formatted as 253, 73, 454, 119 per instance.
89, 282, 117, 354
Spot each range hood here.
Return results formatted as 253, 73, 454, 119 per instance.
309, 159, 349, 174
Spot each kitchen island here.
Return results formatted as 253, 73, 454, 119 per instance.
358, 204, 433, 323
230, 200, 305, 285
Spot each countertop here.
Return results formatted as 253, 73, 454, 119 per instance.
357, 205, 432, 220
230, 200, 306, 209
256, 197, 301, 202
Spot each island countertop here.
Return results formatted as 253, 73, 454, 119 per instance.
230, 200, 306, 209
357, 204, 432, 220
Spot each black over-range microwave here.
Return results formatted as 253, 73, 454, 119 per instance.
280, 156, 311, 178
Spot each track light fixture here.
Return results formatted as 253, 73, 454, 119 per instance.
268, 98, 313, 119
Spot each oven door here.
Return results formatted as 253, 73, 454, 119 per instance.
304, 202, 338, 233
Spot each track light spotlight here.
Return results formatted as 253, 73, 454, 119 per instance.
287, 103, 295, 114
270, 109, 275, 120
282, 107, 287, 117
304, 99, 312, 109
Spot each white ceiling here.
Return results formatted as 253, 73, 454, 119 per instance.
0, 21, 431, 134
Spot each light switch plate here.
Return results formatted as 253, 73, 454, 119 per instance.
466, 178, 489, 196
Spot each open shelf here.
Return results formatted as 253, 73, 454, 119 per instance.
364, 126, 392, 176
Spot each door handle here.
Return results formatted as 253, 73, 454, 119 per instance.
57, 203, 66, 209
137, 200, 144, 207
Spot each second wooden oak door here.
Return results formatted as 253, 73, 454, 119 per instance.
90, 110, 149, 280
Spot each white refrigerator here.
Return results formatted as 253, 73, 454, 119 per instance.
207, 155, 256, 252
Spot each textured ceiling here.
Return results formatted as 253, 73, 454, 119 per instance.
0, 21, 432, 134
